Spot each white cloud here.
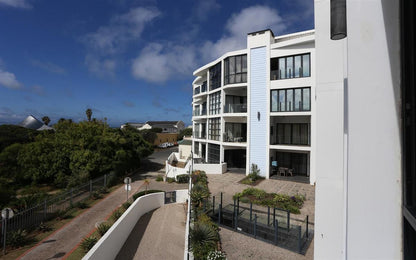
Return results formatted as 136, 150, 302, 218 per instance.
0, 69, 22, 89
31, 60, 66, 75
131, 43, 197, 83
203, 5, 287, 60
82, 7, 160, 76
0, 0, 32, 9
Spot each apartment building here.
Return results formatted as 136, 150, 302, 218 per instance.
192, 29, 316, 184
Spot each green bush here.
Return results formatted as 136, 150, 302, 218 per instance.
7, 229, 30, 248
156, 175, 164, 182
176, 174, 190, 183
97, 222, 111, 237
122, 201, 131, 210
132, 190, 163, 200
106, 174, 119, 188
76, 201, 89, 209
38, 222, 52, 232
111, 209, 124, 221
192, 170, 208, 185
190, 221, 219, 259
166, 177, 175, 183
90, 191, 102, 200
80, 236, 98, 252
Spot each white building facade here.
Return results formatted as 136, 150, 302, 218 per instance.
314, 0, 415, 259
192, 29, 316, 184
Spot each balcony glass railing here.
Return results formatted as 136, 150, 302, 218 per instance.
193, 109, 207, 116
223, 132, 246, 143
224, 103, 247, 113
194, 87, 200, 95
194, 132, 206, 139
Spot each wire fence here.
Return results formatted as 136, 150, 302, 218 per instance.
1, 173, 115, 246
207, 192, 314, 254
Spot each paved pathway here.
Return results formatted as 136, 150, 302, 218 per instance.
115, 203, 186, 260
17, 173, 187, 260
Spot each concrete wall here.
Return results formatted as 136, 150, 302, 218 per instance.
175, 189, 188, 204
193, 162, 227, 174
83, 192, 165, 260
314, 0, 402, 259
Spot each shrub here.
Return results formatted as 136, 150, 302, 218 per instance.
190, 221, 219, 259
76, 201, 89, 209
166, 177, 175, 183
122, 201, 131, 210
132, 190, 163, 200
248, 163, 260, 181
176, 174, 190, 183
7, 229, 29, 248
156, 175, 164, 182
190, 183, 210, 208
38, 222, 52, 232
80, 236, 98, 252
111, 209, 124, 221
207, 250, 227, 260
97, 223, 111, 237
90, 191, 102, 200
106, 173, 118, 188
192, 170, 208, 185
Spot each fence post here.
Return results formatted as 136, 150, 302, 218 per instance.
287, 210, 290, 231
250, 202, 252, 222
220, 192, 223, 206
306, 215, 309, 238
89, 180, 93, 195
297, 225, 302, 253
233, 198, 236, 227
212, 196, 215, 215
218, 203, 222, 225
104, 174, 107, 187
43, 199, 47, 221
237, 197, 240, 216
254, 214, 257, 238
267, 206, 270, 225
273, 208, 276, 227
274, 219, 278, 244
70, 188, 73, 207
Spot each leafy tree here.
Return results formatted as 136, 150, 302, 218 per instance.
41, 116, 51, 125
86, 108, 92, 122
0, 125, 38, 152
178, 128, 193, 140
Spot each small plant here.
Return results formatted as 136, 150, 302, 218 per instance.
90, 191, 102, 200
122, 201, 131, 210
166, 177, 175, 183
156, 175, 164, 182
7, 229, 29, 248
80, 236, 98, 252
76, 201, 89, 209
176, 174, 190, 183
111, 209, 124, 221
97, 222, 111, 237
38, 222, 52, 232
248, 163, 260, 181
190, 221, 219, 259
207, 250, 227, 260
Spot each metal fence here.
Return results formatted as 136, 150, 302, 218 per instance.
207, 192, 314, 254
1, 173, 114, 246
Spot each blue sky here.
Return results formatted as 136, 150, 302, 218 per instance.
0, 0, 314, 127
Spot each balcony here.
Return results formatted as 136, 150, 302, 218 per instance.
193, 131, 206, 139
224, 103, 247, 113
223, 123, 247, 143
192, 108, 207, 116
193, 81, 207, 96
270, 123, 310, 146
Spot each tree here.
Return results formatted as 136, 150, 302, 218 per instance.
86, 108, 92, 122
42, 116, 51, 126
178, 128, 193, 140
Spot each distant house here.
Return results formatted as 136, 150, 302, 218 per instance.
20, 115, 53, 131
121, 120, 185, 133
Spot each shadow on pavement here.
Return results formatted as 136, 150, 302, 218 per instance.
115, 209, 156, 260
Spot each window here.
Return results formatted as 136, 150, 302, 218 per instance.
224, 54, 247, 84
208, 144, 220, 163
224, 95, 247, 113
275, 123, 310, 146
271, 87, 311, 112
271, 53, 311, 80
209, 62, 221, 90
209, 118, 221, 141
209, 91, 221, 115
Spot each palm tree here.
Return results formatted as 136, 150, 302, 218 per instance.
42, 116, 51, 125
86, 108, 92, 122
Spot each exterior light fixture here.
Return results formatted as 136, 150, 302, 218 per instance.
330, 0, 347, 40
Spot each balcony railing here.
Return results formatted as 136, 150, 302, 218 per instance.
223, 133, 246, 143
193, 132, 206, 139
193, 109, 207, 116
224, 103, 247, 113
194, 86, 200, 95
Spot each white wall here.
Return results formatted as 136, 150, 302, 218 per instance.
83, 193, 165, 260
314, 0, 402, 259
193, 163, 227, 174
175, 189, 189, 204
